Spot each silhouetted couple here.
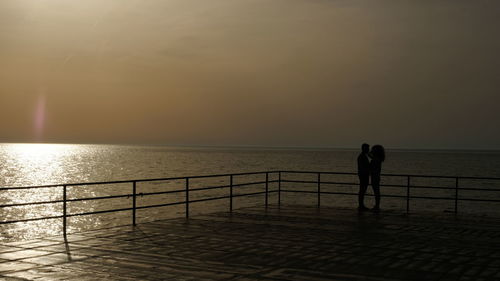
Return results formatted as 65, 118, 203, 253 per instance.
357, 143, 385, 212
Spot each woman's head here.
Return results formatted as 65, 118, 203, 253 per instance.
371, 145, 385, 162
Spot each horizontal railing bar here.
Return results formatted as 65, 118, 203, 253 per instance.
189, 196, 230, 204
140, 189, 186, 197
1, 185, 63, 191
280, 190, 454, 200
231, 191, 268, 198
380, 184, 413, 188
458, 198, 500, 202
282, 180, 407, 189
282, 170, 432, 178
451, 176, 500, 181
0, 200, 64, 208
318, 191, 359, 196
0, 194, 134, 208
137, 180, 280, 196
283, 180, 366, 187
281, 180, 320, 185
136, 191, 269, 210
0, 215, 64, 225
138, 191, 266, 210
2, 180, 145, 190
189, 180, 279, 192
136, 201, 187, 210
280, 190, 316, 194
1, 171, 281, 190
281, 189, 396, 198
321, 181, 361, 186
385, 174, 458, 179
401, 185, 456, 190
233, 180, 277, 188
68, 207, 133, 217
281, 189, 500, 202
242, 179, 280, 185
379, 194, 406, 198
187, 171, 277, 179
282, 179, 500, 191
318, 192, 406, 199
456, 187, 500, 192
409, 196, 455, 200
281, 170, 500, 180
283, 179, 409, 187
67, 194, 131, 202
281, 171, 356, 175
189, 184, 230, 192
4, 170, 500, 190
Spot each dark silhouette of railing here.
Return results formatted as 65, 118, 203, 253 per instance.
278, 171, 500, 213
0, 171, 278, 236
2, 170, 500, 235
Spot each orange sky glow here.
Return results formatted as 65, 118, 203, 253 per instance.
1, 0, 499, 149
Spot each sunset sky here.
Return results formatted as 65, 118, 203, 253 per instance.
1, 0, 499, 149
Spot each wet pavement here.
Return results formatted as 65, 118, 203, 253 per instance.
1, 205, 500, 280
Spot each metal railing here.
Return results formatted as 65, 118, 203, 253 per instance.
0, 171, 279, 235
2, 170, 500, 235
278, 171, 500, 213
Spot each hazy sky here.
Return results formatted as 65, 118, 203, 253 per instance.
1, 0, 499, 149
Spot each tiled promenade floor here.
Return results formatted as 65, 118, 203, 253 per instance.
2, 205, 500, 280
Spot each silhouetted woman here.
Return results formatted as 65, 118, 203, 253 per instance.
370, 145, 385, 211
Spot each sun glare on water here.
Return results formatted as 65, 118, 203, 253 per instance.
0, 143, 97, 241
2, 143, 78, 186
7, 143, 72, 158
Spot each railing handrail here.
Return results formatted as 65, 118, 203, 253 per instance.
280, 170, 500, 180
3, 170, 500, 190
0, 170, 279, 190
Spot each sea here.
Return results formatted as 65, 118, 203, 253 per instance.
1, 143, 500, 242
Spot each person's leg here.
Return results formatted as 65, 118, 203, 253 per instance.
358, 177, 368, 209
372, 180, 380, 210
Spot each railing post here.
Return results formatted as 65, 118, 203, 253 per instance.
455, 177, 459, 214
265, 172, 269, 209
132, 181, 137, 226
278, 172, 281, 207
406, 176, 410, 214
186, 177, 190, 218
317, 172, 321, 208
63, 185, 67, 236
230, 175, 233, 212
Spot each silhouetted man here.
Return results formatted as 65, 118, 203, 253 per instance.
357, 143, 370, 210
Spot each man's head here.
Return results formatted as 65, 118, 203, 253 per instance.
361, 143, 370, 154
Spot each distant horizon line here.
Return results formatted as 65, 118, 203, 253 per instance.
1, 142, 500, 153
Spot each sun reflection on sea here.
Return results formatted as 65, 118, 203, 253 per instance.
2, 143, 77, 186
0, 144, 100, 241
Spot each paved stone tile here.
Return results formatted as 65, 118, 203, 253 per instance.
13, 240, 62, 249
0, 245, 23, 253
0, 249, 53, 261
2, 205, 500, 280
0, 260, 39, 272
